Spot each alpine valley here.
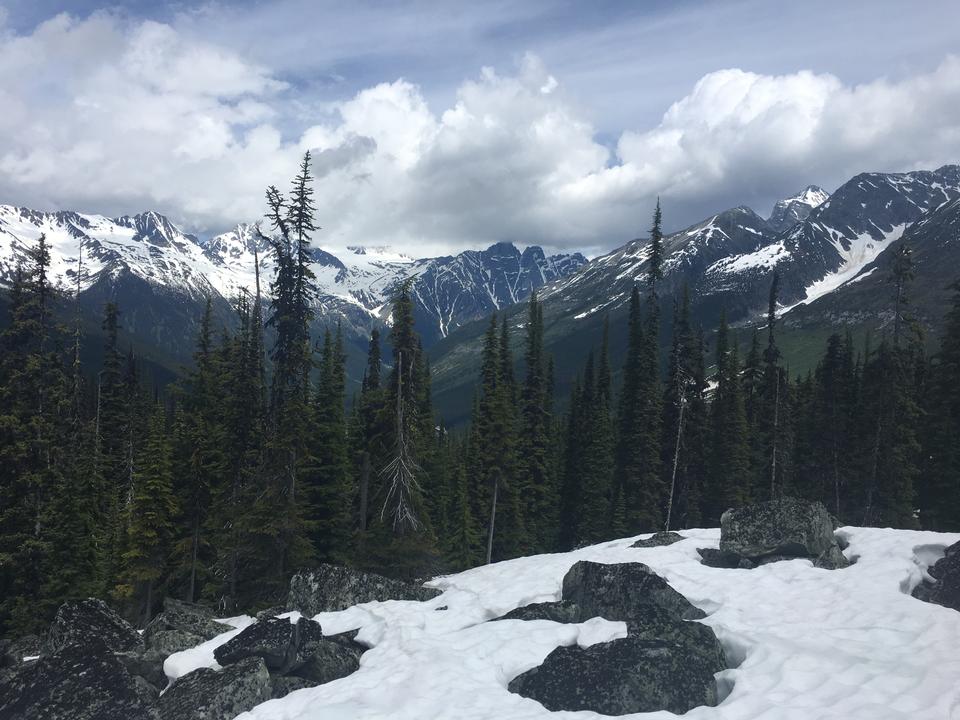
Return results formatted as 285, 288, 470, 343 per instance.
1, 164, 959, 419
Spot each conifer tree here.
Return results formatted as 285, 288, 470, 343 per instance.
118, 403, 177, 625
920, 281, 960, 530
704, 313, 750, 524
577, 321, 615, 544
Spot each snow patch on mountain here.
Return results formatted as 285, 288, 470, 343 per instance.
768, 185, 830, 233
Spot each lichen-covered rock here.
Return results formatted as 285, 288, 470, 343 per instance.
631, 531, 685, 548
270, 675, 315, 699
157, 656, 270, 720
287, 564, 441, 616
116, 648, 168, 691
814, 544, 851, 570
0, 638, 156, 720
696, 547, 743, 568
290, 635, 362, 685
1, 635, 40, 666
912, 541, 960, 611
492, 601, 581, 623
145, 629, 204, 656
143, 598, 230, 645
255, 606, 287, 623
562, 561, 706, 622
720, 497, 836, 560
43, 598, 144, 655
215, 617, 320, 673
508, 632, 725, 715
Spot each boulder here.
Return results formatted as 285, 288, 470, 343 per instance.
145, 629, 204, 656
561, 561, 706, 622
287, 564, 441, 616
0, 638, 156, 720
43, 598, 144, 655
116, 649, 168, 691
720, 497, 836, 560
143, 598, 231, 645
255, 606, 287, 623
492, 601, 581, 624
157, 656, 270, 720
912, 541, 960, 611
214, 617, 322, 673
508, 632, 724, 715
814, 544, 851, 570
289, 636, 362, 685
270, 675, 315, 699
631, 531, 685, 548
696, 547, 743, 569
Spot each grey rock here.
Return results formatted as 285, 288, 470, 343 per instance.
290, 636, 362, 686
814, 544, 851, 570
720, 497, 836, 560
631, 531, 685, 548
697, 547, 743, 569
508, 632, 724, 715
912, 541, 960, 611
117, 649, 168, 691
492, 601, 581, 624
1, 635, 40, 667
835, 534, 850, 551
143, 598, 231, 645
0, 638, 156, 720
157, 656, 270, 720
43, 598, 144, 655
214, 617, 321, 673
562, 561, 706, 622
255, 606, 286, 623
146, 629, 204, 656
270, 675, 315, 699
287, 564, 441, 616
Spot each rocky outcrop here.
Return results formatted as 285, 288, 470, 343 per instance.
0, 638, 157, 720
271, 675, 315, 699
144, 598, 231, 645
157, 656, 270, 720
562, 560, 706, 622
43, 598, 144, 655
508, 561, 724, 715
631, 531, 685, 548
508, 632, 724, 715
287, 564, 441, 616
912, 541, 960, 611
290, 634, 362, 685
492, 601, 581, 623
698, 498, 849, 569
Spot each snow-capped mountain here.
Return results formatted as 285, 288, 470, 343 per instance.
429, 164, 960, 423
0, 205, 586, 376
766, 185, 830, 233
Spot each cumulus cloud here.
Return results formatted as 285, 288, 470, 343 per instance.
1, 11, 959, 257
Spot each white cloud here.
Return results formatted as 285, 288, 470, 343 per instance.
0, 11, 959, 258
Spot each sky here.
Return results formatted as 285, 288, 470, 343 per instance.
0, 1, 959, 257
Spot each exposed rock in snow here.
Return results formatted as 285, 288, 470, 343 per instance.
719, 497, 843, 563
0, 638, 156, 720
158, 655, 271, 720
144, 598, 232, 645
286, 564, 441, 616
562, 560, 706, 622
214, 617, 324, 674
43, 598, 144, 656
508, 630, 724, 715
492, 601, 581, 623
768, 185, 830, 233
911, 540, 960, 611
631, 530, 685, 548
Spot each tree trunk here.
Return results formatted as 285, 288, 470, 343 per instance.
770, 370, 780, 499
665, 391, 686, 532
486, 471, 499, 565
188, 516, 199, 603
359, 451, 370, 531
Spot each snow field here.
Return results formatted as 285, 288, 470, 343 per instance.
167, 526, 960, 719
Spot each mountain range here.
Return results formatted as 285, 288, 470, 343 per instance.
1, 164, 958, 419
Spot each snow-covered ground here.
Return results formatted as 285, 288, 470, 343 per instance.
166, 526, 960, 719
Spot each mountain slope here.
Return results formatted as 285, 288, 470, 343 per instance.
0, 206, 585, 384
430, 165, 960, 422
767, 185, 830, 233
